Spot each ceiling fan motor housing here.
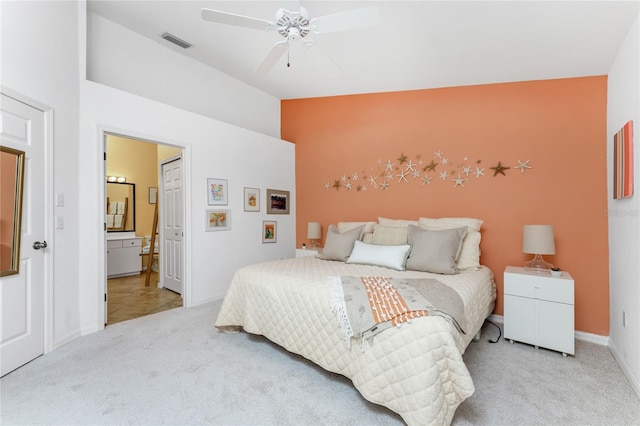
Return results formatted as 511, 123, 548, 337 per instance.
275, 7, 310, 39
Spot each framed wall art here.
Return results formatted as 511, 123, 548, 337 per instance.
205, 209, 231, 231
266, 188, 290, 214
207, 178, 228, 205
243, 187, 260, 212
262, 220, 277, 243
613, 120, 634, 199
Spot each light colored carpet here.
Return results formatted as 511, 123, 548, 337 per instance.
1, 300, 639, 425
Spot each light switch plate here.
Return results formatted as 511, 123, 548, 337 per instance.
56, 193, 64, 207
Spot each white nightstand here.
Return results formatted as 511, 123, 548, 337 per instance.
503, 266, 575, 356
296, 248, 319, 258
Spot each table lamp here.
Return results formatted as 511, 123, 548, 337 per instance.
307, 222, 321, 249
522, 224, 555, 272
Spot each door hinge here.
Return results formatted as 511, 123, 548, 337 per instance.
104, 152, 107, 161
104, 293, 107, 302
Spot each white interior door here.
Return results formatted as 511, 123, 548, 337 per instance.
161, 157, 182, 294
0, 94, 46, 377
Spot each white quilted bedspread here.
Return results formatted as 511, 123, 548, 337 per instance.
215, 256, 496, 425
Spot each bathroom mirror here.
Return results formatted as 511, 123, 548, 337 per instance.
106, 182, 136, 232
1, 146, 25, 277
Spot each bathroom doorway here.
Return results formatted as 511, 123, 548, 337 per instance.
104, 133, 183, 325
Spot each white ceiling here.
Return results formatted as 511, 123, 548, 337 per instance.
87, 1, 639, 100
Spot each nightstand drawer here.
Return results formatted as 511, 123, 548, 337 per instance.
504, 266, 573, 304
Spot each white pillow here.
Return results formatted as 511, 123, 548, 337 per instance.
377, 217, 419, 227
337, 221, 376, 239
457, 231, 482, 269
346, 240, 411, 271
418, 217, 483, 233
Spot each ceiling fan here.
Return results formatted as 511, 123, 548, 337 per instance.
201, 4, 379, 76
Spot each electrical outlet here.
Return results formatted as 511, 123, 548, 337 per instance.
622, 311, 627, 328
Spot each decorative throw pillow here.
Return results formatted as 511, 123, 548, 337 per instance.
361, 232, 374, 244
317, 224, 365, 261
346, 240, 411, 271
405, 225, 467, 274
418, 217, 484, 268
370, 224, 409, 245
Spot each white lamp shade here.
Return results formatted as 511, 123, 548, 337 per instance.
307, 222, 322, 240
522, 225, 556, 255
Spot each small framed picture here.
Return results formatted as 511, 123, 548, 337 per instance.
243, 187, 260, 212
148, 187, 158, 204
207, 178, 228, 205
205, 209, 231, 231
262, 220, 277, 243
266, 189, 290, 214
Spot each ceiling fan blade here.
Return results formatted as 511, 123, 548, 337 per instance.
201, 8, 273, 31
311, 6, 379, 33
254, 41, 288, 76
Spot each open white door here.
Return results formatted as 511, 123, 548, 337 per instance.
0, 94, 46, 376
161, 156, 182, 294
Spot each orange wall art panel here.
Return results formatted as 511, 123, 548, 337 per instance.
613, 120, 634, 199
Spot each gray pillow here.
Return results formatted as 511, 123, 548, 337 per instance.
405, 225, 467, 274
317, 224, 365, 261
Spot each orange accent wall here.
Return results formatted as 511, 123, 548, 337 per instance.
282, 76, 609, 336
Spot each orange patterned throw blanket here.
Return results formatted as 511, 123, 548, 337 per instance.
358, 276, 430, 326
330, 275, 466, 349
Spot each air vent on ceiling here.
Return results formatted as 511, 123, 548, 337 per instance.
161, 32, 192, 49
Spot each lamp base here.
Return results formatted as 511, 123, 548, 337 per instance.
524, 254, 554, 273
309, 239, 320, 249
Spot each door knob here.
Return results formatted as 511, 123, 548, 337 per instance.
33, 241, 48, 250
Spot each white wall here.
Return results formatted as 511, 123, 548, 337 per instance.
1, 0, 82, 347
86, 12, 281, 139
2, 0, 294, 348
607, 15, 640, 399
78, 81, 295, 333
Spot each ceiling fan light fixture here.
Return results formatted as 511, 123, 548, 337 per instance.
275, 7, 310, 39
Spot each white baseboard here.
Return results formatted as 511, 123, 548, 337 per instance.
609, 340, 640, 401
487, 314, 504, 325
487, 314, 639, 400
51, 329, 83, 352
487, 314, 608, 345
575, 330, 609, 346
190, 295, 225, 307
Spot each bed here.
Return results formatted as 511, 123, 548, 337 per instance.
215, 218, 496, 425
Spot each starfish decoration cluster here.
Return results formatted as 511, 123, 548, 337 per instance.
323, 152, 533, 192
